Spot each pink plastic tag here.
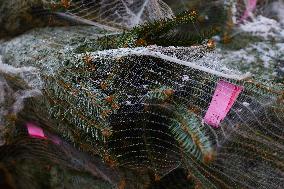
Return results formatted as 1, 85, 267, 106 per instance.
27, 122, 47, 139
26, 122, 62, 144
238, 0, 257, 23
204, 80, 243, 128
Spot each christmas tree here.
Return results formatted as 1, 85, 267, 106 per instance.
0, 0, 283, 188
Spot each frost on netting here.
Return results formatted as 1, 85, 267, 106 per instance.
221, 1, 284, 82
0, 1, 284, 187
0, 56, 42, 110
84, 45, 251, 80
239, 15, 284, 39
0, 55, 42, 145
50, 0, 174, 29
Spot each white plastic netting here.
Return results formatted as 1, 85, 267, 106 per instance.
48, 0, 174, 29
0, 0, 284, 188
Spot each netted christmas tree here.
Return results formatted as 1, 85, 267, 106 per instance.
0, 0, 284, 188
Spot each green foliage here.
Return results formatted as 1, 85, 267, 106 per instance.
143, 87, 213, 162
97, 10, 216, 49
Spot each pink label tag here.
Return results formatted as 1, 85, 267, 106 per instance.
239, 0, 257, 23
204, 80, 243, 128
27, 122, 47, 139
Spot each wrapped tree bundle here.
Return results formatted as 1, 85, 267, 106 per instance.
0, 0, 284, 188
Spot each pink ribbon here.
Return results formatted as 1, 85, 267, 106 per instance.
203, 80, 243, 128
